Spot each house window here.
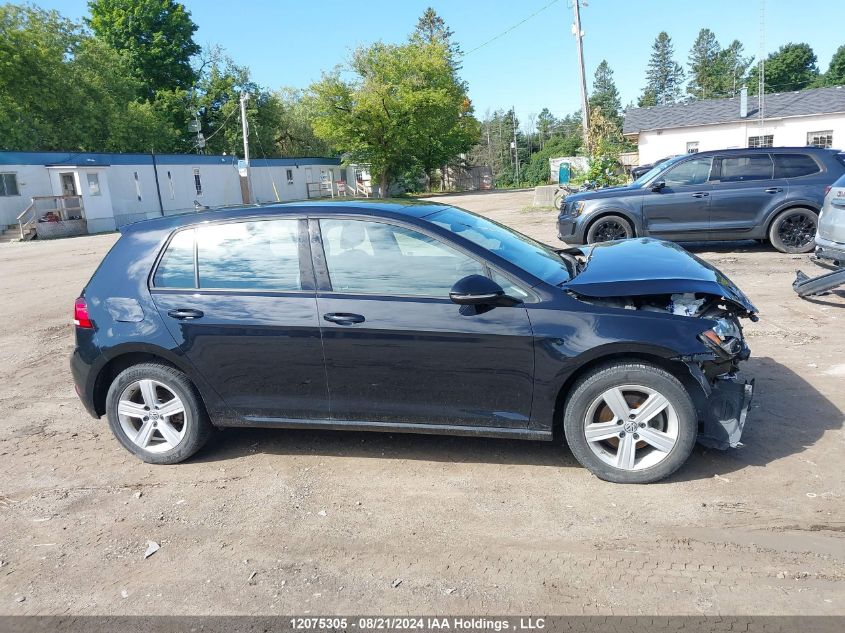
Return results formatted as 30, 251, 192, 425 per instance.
807, 130, 833, 148
167, 171, 175, 199
133, 171, 141, 201
0, 172, 20, 196
748, 135, 774, 148
286, 168, 294, 185
86, 173, 101, 196
686, 141, 699, 154
193, 168, 203, 196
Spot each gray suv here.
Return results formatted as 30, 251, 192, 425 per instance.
558, 147, 845, 253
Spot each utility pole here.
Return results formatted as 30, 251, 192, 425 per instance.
239, 91, 255, 204
512, 108, 520, 184
572, 0, 590, 153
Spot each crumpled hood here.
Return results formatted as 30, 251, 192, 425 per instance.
562, 238, 758, 316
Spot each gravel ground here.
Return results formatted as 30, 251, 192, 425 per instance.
0, 189, 843, 615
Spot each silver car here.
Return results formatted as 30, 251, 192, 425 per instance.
816, 173, 845, 264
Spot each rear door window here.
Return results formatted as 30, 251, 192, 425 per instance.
717, 154, 773, 182
153, 219, 304, 291
662, 156, 713, 186
772, 153, 821, 178
197, 220, 302, 290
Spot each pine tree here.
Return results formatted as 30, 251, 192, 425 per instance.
411, 7, 462, 69
589, 60, 621, 127
716, 40, 753, 97
687, 29, 721, 100
639, 32, 685, 106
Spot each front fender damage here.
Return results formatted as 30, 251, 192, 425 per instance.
682, 359, 754, 450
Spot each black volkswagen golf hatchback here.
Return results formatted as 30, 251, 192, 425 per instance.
72, 201, 757, 483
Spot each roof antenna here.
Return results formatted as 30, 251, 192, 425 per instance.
758, 0, 766, 132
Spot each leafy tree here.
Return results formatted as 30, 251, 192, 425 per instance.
716, 40, 753, 97
819, 45, 845, 87
586, 106, 624, 186
687, 29, 721, 100
748, 43, 819, 94
589, 60, 621, 127
88, 0, 200, 97
309, 37, 477, 194
639, 32, 684, 106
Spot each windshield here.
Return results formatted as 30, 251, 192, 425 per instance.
631, 155, 685, 187
427, 207, 571, 285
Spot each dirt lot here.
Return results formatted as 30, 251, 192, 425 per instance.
0, 189, 843, 615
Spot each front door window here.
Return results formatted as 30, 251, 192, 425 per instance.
662, 157, 713, 187
60, 173, 77, 196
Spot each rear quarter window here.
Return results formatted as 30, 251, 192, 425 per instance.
772, 153, 821, 178
153, 229, 195, 288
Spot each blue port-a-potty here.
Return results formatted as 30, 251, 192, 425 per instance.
558, 162, 571, 184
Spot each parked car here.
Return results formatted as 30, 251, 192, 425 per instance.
630, 155, 678, 180
815, 172, 845, 264
71, 201, 757, 484
558, 147, 845, 253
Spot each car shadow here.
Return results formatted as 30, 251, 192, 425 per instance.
668, 355, 843, 482
193, 356, 841, 482
677, 239, 770, 254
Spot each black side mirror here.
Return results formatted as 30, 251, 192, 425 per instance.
449, 275, 520, 307
650, 180, 666, 192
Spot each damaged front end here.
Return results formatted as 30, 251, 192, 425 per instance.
560, 238, 758, 450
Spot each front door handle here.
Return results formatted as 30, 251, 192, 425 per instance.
692, 192, 709, 198
764, 187, 783, 194
167, 308, 204, 320
323, 312, 365, 325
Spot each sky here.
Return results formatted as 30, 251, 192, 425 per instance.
19, 0, 845, 128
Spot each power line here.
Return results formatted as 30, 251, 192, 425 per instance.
188, 104, 239, 152
462, 0, 561, 57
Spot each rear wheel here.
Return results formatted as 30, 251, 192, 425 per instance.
586, 215, 633, 243
769, 208, 817, 254
106, 363, 212, 464
563, 362, 698, 484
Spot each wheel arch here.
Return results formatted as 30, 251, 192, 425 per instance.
764, 201, 820, 236
92, 345, 196, 417
550, 350, 700, 440
584, 209, 640, 239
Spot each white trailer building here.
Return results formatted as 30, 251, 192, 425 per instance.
0, 151, 351, 239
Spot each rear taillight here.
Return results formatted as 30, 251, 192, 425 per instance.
824, 185, 832, 197
74, 297, 93, 329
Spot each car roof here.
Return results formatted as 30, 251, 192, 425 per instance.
120, 199, 453, 234
681, 146, 842, 158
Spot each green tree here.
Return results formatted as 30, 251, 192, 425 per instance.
748, 43, 819, 94
716, 40, 753, 97
535, 108, 557, 148
589, 60, 621, 127
639, 32, 685, 106
309, 34, 477, 194
687, 28, 721, 100
819, 45, 845, 86
521, 136, 582, 186
411, 7, 462, 68
88, 0, 200, 97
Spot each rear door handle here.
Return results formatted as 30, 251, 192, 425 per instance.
764, 187, 783, 194
167, 308, 204, 320
692, 192, 709, 198
323, 312, 365, 325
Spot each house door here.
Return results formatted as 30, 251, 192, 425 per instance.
60, 173, 77, 196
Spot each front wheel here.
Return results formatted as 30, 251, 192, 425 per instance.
586, 215, 633, 243
106, 362, 212, 464
769, 208, 817, 254
563, 362, 698, 484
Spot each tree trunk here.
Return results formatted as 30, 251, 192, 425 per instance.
380, 172, 389, 198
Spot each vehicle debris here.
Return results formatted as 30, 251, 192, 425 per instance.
143, 541, 160, 559
793, 266, 845, 298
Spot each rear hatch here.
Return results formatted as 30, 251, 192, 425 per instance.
819, 183, 845, 244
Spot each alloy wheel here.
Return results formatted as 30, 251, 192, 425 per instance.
117, 379, 187, 453
583, 384, 679, 471
777, 212, 815, 249
593, 220, 629, 242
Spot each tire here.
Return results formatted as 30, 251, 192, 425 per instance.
586, 215, 634, 243
105, 362, 212, 464
563, 361, 698, 484
768, 207, 817, 254
553, 190, 566, 210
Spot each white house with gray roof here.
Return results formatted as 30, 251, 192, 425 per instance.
623, 85, 845, 166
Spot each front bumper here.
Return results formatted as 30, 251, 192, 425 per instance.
697, 374, 754, 450
557, 215, 587, 244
